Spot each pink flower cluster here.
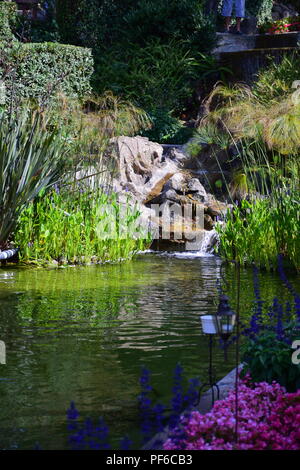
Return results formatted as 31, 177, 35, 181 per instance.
163, 378, 300, 450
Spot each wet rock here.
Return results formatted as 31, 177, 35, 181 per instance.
204, 214, 215, 230
165, 172, 187, 192
206, 200, 229, 218
107, 136, 178, 203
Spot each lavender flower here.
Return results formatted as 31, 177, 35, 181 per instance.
139, 367, 154, 443
119, 436, 133, 450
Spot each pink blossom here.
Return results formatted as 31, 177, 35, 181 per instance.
163, 378, 300, 450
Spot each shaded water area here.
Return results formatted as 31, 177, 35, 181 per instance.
0, 254, 299, 449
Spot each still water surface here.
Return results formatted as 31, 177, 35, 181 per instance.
0, 253, 298, 449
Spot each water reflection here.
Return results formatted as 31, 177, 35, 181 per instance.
0, 255, 298, 449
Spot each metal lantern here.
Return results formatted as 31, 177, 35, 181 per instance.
198, 315, 220, 407
215, 294, 236, 341
200, 315, 218, 335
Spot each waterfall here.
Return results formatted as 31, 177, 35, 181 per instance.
144, 229, 219, 258
197, 229, 219, 255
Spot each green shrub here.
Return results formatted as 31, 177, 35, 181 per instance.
241, 329, 300, 392
252, 52, 300, 104
0, 1, 17, 42
0, 41, 93, 105
94, 39, 200, 114
141, 108, 195, 144
56, 0, 215, 53
120, 0, 216, 52
55, 0, 84, 45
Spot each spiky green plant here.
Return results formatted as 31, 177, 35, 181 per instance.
0, 108, 68, 248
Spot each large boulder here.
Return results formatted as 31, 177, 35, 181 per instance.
102, 136, 231, 252
107, 136, 178, 203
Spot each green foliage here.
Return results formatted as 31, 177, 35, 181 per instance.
141, 108, 195, 144
93, 38, 203, 141
202, 54, 300, 155
246, 0, 274, 25
0, 108, 68, 248
241, 329, 300, 392
119, 0, 216, 52
56, 0, 216, 52
252, 52, 300, 104
189, 124, 232, 150
0, 1, 17, 42
17, 1, 60, 44
55, 0, 216, 142
94, 39, 200, 112
55, 0, 84, 45
216, 192, 300, 271
15, 189, 151, 264
0, 41, 93, 106
44, 92, 150, 173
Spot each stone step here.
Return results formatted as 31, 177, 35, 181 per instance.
214, 31, 300, 56
255, 31, 300, 49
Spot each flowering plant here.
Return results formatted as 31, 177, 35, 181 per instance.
240, 263, 300, 392
163, 378, 300, 450
260, 17, 300, 34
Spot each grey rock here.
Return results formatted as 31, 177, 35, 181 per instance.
213, 32, 256, 56
187, 178, 206, 194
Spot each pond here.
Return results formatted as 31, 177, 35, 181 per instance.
0, 253, 298, 449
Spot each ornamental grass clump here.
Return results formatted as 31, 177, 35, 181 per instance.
163, 378, 300, 450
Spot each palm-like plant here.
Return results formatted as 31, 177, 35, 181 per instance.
0, 108, 68, 248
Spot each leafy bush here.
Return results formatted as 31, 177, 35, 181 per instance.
252, 52, 300, 104
241, 331, 300, 392
141, 108, 195, 144
119, 0, 216, 52
0, 1, 17, 42
94, 39, 204, 141
202, 76, 300, 155
94, 39, 200, 112
163, 379, 300, 450
56, 0, 216, 53
0, 41, 93, 106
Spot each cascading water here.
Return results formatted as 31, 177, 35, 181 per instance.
145, 229, 219, 258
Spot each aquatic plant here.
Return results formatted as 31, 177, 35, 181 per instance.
14, 188, 151, 264
216, 190, 300, 271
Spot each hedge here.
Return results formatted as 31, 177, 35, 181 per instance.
0, 1, 17, 42
0, 41, 94, 105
